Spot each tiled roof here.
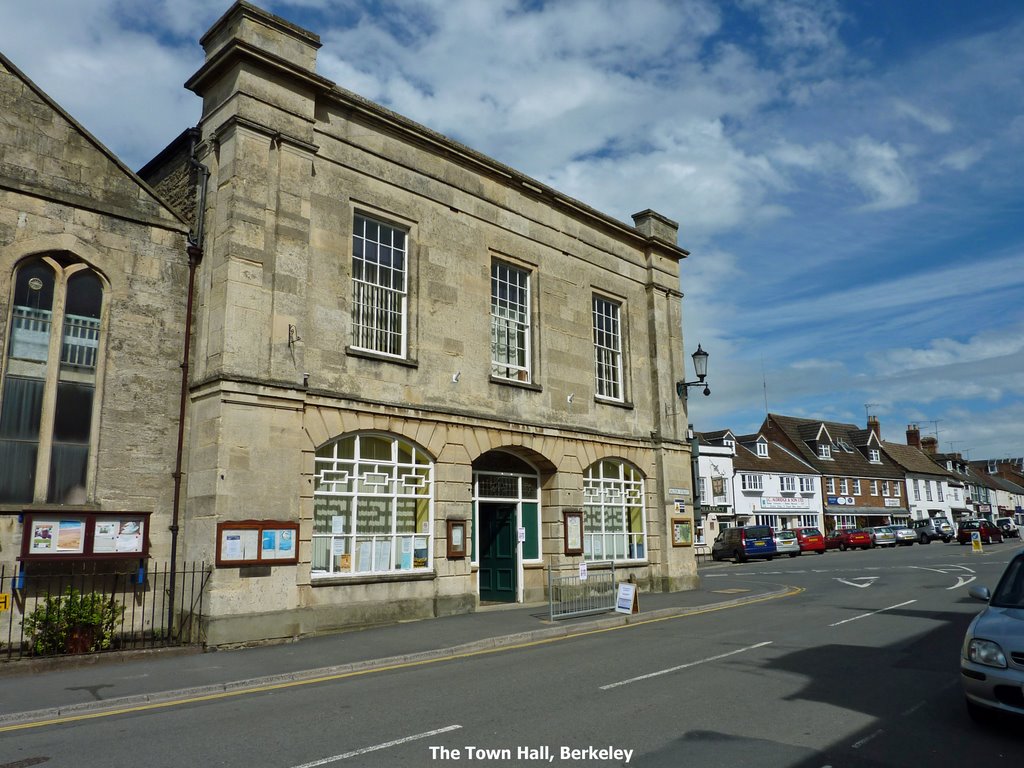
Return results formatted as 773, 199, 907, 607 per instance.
764, 414, 904, 479
881, 441, 957, 478
733, 441, 818, 474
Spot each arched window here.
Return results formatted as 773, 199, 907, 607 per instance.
1, 255, 104, 503
312, 433, 433, 577
583, 459, 646, 562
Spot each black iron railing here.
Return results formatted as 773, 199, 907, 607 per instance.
0, 561, 211, 661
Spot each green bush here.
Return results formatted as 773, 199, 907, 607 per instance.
23, 587, 125, 655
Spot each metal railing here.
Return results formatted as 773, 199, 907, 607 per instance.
0, 561, 211, 661
548, 560, 616, 621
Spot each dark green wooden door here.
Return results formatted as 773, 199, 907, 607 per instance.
479, 503, 516, 602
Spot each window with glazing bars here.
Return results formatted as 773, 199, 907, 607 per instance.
592, 295, 622, 400
491, 261, 530, 381
352, 215, 407, 357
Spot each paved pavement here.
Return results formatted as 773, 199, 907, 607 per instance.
0, 566, 788, 727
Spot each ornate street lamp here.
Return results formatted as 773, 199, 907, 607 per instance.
676, 343, 711, 398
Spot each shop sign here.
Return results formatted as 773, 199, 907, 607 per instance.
884, 498, 900, 507
827, 496, 856, 506
759, 496, 810, 510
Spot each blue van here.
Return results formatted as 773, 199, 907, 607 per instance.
711, 525, 777, 563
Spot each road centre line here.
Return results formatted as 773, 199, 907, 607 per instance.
600, 642, 773, 690
290, 725, 462, 767
829, 600, 916, 627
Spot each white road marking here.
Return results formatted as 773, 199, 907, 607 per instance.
600, 642, 773, 690
835, 577, 878, 588
851, 729, 885, 749
909, 564, 975, 574
949, 575, 976, 590
829, 600, 916, 627
290, 725, 463, 766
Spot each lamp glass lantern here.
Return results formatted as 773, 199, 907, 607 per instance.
691, 344, 708, 382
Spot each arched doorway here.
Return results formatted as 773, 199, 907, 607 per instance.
472, 450, 541, 603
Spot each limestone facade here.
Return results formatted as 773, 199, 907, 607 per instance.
1, 0, 702, 648
0, 55, 189, 565
138, 2, 699, 645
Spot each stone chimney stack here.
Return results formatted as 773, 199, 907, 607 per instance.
906, 424, 921, 448
867, 415, 880, 439
921, 436, 938, 455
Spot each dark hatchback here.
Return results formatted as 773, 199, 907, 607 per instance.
711, 525, 777, 563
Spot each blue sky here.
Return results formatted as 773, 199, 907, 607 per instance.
3, 0, 1022, 459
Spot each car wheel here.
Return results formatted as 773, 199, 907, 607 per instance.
789, 552, 799, 558
919, 535, 929, 544
839, 543, 847, 551
817, 549, 825, 554
733, 549, 745, 564
766, 555, 774, 561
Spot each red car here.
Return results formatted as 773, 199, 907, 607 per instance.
825, 528, 872, 551
792, 526, 826, 554
957, 519, 1004, 545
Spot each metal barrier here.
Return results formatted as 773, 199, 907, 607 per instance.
548, 560, 616, 621
0, 561, 212, 661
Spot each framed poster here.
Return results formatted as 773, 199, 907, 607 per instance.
447, 519, 467, 559
563, 509, 583, 555
671, 517, 693, 547
216, 520, 299, 566
21, 512, 151, 561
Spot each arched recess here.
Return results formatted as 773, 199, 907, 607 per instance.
471, 447, 553, 604
582, 457, 648, 563
310, 431, 435, 579
1, 252, 109, 504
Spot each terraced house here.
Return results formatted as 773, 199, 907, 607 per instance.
760, 414, 908, 531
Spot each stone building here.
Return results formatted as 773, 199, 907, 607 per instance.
0, 2, 701, 648
0, 54, 190, 573
131, 2, 700, 645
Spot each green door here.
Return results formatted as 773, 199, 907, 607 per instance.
479, 503, 516, 602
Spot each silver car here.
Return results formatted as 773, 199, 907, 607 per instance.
869, 525, 897, 548
962, 552, 1024, 721
774, 529, 801, 558
890, 524, 916, 546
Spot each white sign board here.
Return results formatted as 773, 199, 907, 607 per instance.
615, 583, 639, 614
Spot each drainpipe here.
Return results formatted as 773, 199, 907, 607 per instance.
168, 128, 208, 638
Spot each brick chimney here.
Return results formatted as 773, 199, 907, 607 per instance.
921, 436, 938, 455
906, 424, 921, 448
867, 415, 880, 439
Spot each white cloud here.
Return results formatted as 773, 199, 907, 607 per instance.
847, 137, 919, 210
891, 99, 953, 134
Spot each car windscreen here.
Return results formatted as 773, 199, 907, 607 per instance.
744, 526, 773, 540
991, 558, 1024, 609
801, 528, 821, 536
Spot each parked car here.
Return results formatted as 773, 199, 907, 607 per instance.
869, 525, 897, 548
792, 526, 826, 554
961, 550, 1024, 722
890, 524, 916, 546
774, 529, 801, 558
825, 528, 872, 551
957, 519, 1004, 545
994, 517, 1021, 539
911, 518, 954, 544
711, 525, 777, 563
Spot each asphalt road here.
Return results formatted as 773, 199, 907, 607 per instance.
2, 541, 1023, 768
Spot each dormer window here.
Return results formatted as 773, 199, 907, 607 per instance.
756, 441, 768, 458
868, 448, 881, 463
818, 443, 832, 459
